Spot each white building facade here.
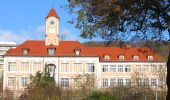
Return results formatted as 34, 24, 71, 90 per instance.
3, 8, 166, 96
0, 42, 17, 78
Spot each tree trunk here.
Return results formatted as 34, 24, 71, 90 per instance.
167, 50, 170, 100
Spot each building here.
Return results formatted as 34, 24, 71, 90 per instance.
0, 42, 17, 78
3, 8, 166, 96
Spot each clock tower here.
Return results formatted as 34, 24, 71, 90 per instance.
45, 8, 60, 46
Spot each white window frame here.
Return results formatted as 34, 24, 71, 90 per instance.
104, 55, 110, 60
117, 78, 124, 86
125, 79, 131, 87
110, 65, 116, 72
21, 77, 29, 87
8, 77, 16, 87
8, 62, 16, 72
133, 55, 139, 61
143, 65, 149, 72
151, 78, 157, 87
21, 62, 29, 72
48, 48, 55, 56
102, 78, 109, 87
136, 65, 142, 72
75, 49, 81, 56
119, 55, 125, 61
110, 78, 117, 87
151, 65, 157, 72
33, 62, 42, 72
73, 63, 82, 73
148, 55, 153, 61
60, 78, 69, 88
86, 63, 95, 73
118, 65, 123, 72
102, 65, 108, 72
60, 63, 69, 73
125, 65, 131, 72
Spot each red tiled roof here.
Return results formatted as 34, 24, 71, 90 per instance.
88, 47, 158, 62
5, 40, 158, 62
46, 8, 59, 19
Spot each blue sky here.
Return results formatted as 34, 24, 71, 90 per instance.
0, 0, 92, 44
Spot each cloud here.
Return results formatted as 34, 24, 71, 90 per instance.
37, 25, 45, 33
0, 25, 45, 44
0, 29, 31, 44
60, 28, 77, 40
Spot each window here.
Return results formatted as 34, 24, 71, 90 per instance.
33, 62, 41, 72
151, 78, 157, 87
148, 55, 153, 61
73, 63, 82, 72
119, 55, 125, 61
61, 63, 69, 72
8, 62, 16, 71
104, 55, 110, 60
118, 78, 124, 86
137, 78, 143, 86
23, 49, 29, 55
125, 65, 131, 72
158, 78, 163, 87
143, 65, 149, 72
74, 49, 81, 56
158, 65, 163, 72
118, 65, 123, 72
102, 79, 108, 87
60, 78, 69, 87
48, 48, 55, 56
87, 63, 95, 72
110, 65, 116, 72
8, 77, 16, 87
143, 78, 149, 87
21, 62, 29, 72
125, 79, 131, 87
21, 77, 29, 87
133, 55, 139, 61
136, 65, 141, 72
102, 65, 108, 72
151, 65, 157, 72
110, 78, 116, 86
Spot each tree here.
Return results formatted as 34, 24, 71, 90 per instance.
66, 0, 170, 99
20, 71, 61, 100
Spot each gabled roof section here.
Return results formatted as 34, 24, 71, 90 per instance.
46, 8, 60, 19
5, 40, 96, 57
88, 47, 158, 62
5, 40, 159, 62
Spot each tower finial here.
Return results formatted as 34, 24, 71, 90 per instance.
52, 0, 54, 8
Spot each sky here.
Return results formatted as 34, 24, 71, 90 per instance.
0, 0, 92, 44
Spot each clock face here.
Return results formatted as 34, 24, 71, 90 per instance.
50, 20, 55, 25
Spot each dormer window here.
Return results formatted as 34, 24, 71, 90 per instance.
133, 55, 139, 61
48, 48, 56, 56
74, 49, 81, 56
23, 48, 29, 55
104, 55, 110, 60
119, 55, 125, 61
148, 55, 153, 61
